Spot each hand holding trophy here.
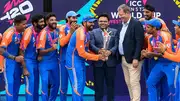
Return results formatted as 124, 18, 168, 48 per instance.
102, 29, 112, 60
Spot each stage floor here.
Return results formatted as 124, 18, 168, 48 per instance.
0, 95, 148, 101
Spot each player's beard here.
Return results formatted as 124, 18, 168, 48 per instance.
87, 25, 94, 31
35, 24, 45, 32
37, 24, 45, 30
144, 15, 150, 20
48, 22, 57, 30
144, 14, 153, 20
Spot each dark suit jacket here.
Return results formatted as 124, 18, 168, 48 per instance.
117, 17, 144, 63
89, 28, 118, 67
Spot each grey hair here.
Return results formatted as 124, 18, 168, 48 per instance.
117, 4, 131, 14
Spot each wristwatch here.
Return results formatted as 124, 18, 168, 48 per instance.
8, 55, 16, 60
161, 49, 167, 55
13, 56, 16, 60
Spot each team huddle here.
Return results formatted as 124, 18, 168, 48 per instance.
0, 3, 180, 101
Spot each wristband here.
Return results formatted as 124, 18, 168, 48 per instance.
2, 51, 16, 60
8, 55, 16, 60
2, 51, 9, 58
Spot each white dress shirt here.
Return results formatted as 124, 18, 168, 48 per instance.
118, 18, 131, 55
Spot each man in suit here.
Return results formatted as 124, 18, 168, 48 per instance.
89, 13, 118, 101
117, 4, 144, 101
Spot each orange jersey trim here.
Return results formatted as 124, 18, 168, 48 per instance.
0, 27, 14, 47
20, 27, 32, 50
59, 25, 72, 47
75, 28, 99, 61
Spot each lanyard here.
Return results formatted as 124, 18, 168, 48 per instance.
152, 31, 160, 49
66, 23, 70, 28
32, 27, 37, 40
176, 39, 180, 52
152, 31, 160, 60
45, 26, 58, 46
31, 26, 38, 46
65, 24, 70, 35
83, 27, 89, 43
14, 27, 20, 43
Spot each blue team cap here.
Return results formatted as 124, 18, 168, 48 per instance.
140, 20, 146, 25
82, 15, 96, 22
26, 24, 32, 28
172, 20, 180, 26
66, 11, 80, 18
146, 18, 162, 29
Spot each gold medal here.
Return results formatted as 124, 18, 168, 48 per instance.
154, 57, 158, 60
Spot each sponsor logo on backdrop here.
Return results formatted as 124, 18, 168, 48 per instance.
174, 0, 180, 18
174, 0, 180, 8
90, 0, 103, 18
110, 0, 161, 25
0, 0, 34, 24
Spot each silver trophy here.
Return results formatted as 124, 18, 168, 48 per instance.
103, 29, 112, 49
103, 29, 112, 60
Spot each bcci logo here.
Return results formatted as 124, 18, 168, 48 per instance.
15, 36, 20, 44
0, 0, 34, 24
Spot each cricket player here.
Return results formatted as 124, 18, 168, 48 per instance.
0, 15, 27, 101
37, 13, 60, 101
154, 19, 180, 101
20, 14, 45, 101
59, 11, 80, 101
141, 18, 175, 101
65, 15, 106, 101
